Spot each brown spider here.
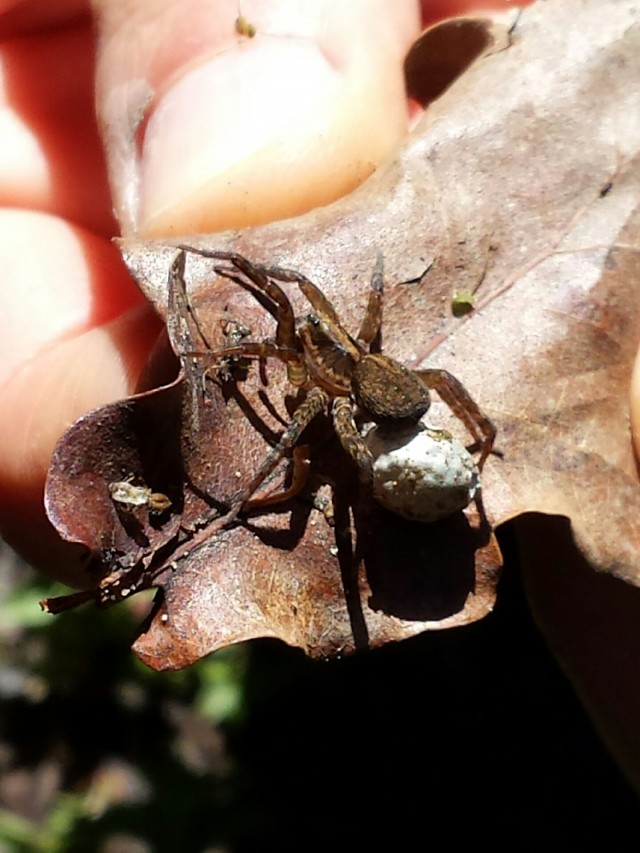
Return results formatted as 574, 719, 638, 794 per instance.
178, 247, 496, 522
41, 250, 497, 615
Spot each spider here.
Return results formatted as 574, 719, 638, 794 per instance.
177, 247, 496, 522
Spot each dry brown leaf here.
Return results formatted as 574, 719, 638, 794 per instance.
45, 0, 640, 668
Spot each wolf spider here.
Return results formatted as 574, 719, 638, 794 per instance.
179, 247, 496, 521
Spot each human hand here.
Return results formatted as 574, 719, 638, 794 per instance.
0, 0, 441, 580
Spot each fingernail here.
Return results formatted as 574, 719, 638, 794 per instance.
138, 37, 407, 236
138, 40, 337, 235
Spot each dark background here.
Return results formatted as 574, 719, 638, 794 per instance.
0, 525, 637, 852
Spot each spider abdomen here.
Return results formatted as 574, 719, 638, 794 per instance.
353, 354, 430, 423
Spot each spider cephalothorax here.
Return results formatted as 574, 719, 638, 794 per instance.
177, 247, 495, 517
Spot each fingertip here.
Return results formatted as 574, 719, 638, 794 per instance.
94, 0, 419, 236
0, 210, 146, 386
140, 37, 409, 235
0, 210, 163, 583
0, 303, 162, 583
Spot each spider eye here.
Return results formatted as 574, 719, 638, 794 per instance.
308, 314, 320, 327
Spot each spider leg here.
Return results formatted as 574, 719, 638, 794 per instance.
162, 392, 326, 570
177, 247, 298, 350
227, 385, 329, 520
243, 444, 311, 511
182, 249, 338, 335
256, 264, 342, 326
218, 263, 297, 351
416, 369, 496, 470
183, 340, 300, 398
169, 250, 214, 350
357, 254, 384, 353
184, 342, 300, 363
332, 396, 374, 483
178, 246, 308, 385
214, 267, 306, 385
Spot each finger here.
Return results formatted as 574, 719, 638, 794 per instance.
93, 0, 420, 235
0, 210, 162, 580
0, 1, 87, 39
0, 4, 154, 581
0, 20, 116, 235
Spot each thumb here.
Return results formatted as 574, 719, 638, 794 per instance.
93, 0, 419, 236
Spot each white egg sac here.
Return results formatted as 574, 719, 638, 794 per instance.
365, 422, 479, 523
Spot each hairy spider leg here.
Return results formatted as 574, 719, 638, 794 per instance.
261, 258, 386, 357
237, 258, 386, 357
256, 264, 342, 326
169, 250, 214, 350
416, 368, 496, 470
177, 248, 330, 506
184, 342, 300, 364
212, 261, 308, 387
177, 246, 308, 384
182, 341, 300, 398
225, 386, 329, 520
260, 265, 373, 371
221, 259, 297, 350
356, 254, 384, 353
177, 247, 299, 348
332, 396, 374, 483
243, 444, 311, 510
181, 246, 370, 369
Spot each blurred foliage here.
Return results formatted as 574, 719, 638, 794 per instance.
0, 529, 639, 852
0, 551, 249, 852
